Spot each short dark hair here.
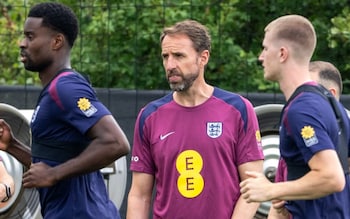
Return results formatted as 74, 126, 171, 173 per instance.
160, 20, 211, 53
28, 2, 78, 48
309, 61, 343, 94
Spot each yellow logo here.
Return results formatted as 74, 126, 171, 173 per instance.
77, 98, 91, 111
301, 126, 315, 139
255, 130, 261, 142
176, 150, 204, 198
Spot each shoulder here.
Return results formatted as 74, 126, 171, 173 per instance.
212, 87, 254, 111
48, 71, 92, 96
139, 92, 173, 121
285, 92, 332, 123
289, 91, 327, 110
51, 71, 89, 87
44, 71, 96, 110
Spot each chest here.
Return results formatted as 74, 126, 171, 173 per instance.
145, 108, 243, 162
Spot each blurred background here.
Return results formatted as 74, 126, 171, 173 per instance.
1, 0, 350, 93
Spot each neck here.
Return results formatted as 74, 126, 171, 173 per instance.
39, 64, 71, 87
280, 79, 314, 101
173, 83, 214, 107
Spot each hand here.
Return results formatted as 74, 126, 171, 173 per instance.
22, 162, 57, 188
0, 119, 13, 151
271, 199, 290, 216
240, 171, 273, 203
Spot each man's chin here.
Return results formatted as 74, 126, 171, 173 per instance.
264, 74, 276, 82
24, 66, 38, 72
170, 84, 186, 92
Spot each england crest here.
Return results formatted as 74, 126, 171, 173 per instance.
207, 122, 222, 138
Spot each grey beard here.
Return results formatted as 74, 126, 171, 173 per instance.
170, 83, 186, 91
169, 72, 198, 92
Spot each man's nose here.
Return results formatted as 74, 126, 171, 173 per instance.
165, 56, 177, 71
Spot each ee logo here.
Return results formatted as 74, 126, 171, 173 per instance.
176, 150, 204, 198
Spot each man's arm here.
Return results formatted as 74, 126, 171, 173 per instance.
127, 172, 154, 219
240, 149, 345, 202
22, 115, 130, 188
0, 119, 32, 168
267, 159, 290, 219
267, 200, 290, 219
231, 160, 263, 219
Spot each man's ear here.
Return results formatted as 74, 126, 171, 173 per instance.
52, 33, 65, 50
329, 88, 337, 98
279, 47, 288, 63
200, 50, 210, 66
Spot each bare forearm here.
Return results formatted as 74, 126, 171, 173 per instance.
267, 208, 280, 219
272, 171, 343, 201
267, 206, 290, 219
126, 195, 151, 219
270, 151, 345, 201
8, 138, 31, 168
231, 196, 260, 219
51, 115, 130, 181
52, 140, 128, 181
127, 173, 154, 219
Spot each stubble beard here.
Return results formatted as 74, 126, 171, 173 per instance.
23, 54, 52, 72
169, 71, 199, 92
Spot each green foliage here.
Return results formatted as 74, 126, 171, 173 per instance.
0, 0, 40, 85
0, 0, 349, 93
328, 6, 350, 91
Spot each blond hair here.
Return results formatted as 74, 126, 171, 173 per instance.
265, 15, 316, 61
